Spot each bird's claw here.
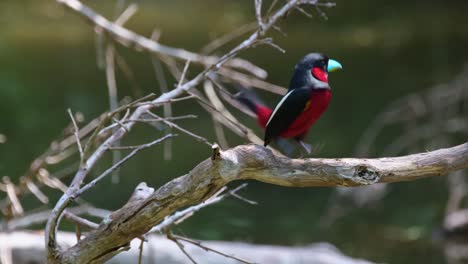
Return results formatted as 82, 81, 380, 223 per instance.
298, 141, 312, 155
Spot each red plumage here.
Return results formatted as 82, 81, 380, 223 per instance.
254, 89, 331, 138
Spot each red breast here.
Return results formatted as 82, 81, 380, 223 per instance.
280, 89, 331, 138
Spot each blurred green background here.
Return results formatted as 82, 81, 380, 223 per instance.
1, 0, 468, 263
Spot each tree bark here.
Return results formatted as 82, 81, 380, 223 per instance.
51, 143, 468, 263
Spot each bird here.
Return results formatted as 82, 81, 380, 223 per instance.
236, 53, 342, 154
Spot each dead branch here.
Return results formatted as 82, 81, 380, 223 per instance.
170, 234, 255, 264
150, 184, 252, 234
1, 205, 110, 232
56, 0, 267, 79
55, 142, 467, 263
64, 211, 99, 230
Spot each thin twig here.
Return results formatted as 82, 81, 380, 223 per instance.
151, 32, 173, 160
149, 184, 253, 234
186, 89, 268, 148
295, 5, 313, 18
105, 44, 119, 115
107, 1, 139, 182
166, 231, 198, 264
84, 95, 154, 155
3, 177, 23, 216
145, 111, 212, 146
266, 0, 280, 16
99, 115, 197, 136
75, 223, 81, 242
105, 43, 122, 183
109, 135, 179, 150
134, 95, 195, 107
64, 211, 99, 230
177, 60, 191, 88
174, 234, 256, 264
138, 238, 144, 264
255, 0, 265, 33
1, 205, 110, 231
56, 0, 267, 78
218, 68, 287, 95
254, 38, 286, 53
203, 80, 229, 148
72, 134, 176, 199
114, 3, 138, 25
67, 109, 85, 163
23, 179, 49, 204
201, 23, 257, 55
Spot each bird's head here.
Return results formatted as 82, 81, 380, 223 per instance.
289, 53, 342, 90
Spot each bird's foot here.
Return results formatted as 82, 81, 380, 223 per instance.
276, 139, 296, 157
298, 140, 312, 156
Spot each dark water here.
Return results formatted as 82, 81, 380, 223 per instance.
1, 0, 468, 263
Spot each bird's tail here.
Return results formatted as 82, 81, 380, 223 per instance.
234, 85, 264, 113
234, 86, 272, 128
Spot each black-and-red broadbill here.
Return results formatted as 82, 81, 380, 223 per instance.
236, 53, 342, 154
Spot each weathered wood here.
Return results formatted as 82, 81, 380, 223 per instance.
56, 143, 468, 263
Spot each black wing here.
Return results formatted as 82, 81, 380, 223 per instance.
264, 87, 311, 146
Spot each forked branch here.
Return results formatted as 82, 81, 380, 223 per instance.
57, 143, 468, 263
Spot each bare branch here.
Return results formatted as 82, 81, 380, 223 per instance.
201, 23, 257, 55
105, 44, 122, 183
151, 33, 173, 160
167, 231, 198, 264
255, 37, 286, 53
114, 3, 138, 26
255, 0, 265, 33
64, 211, 99, 230
145, 111, 212, 146
173, 234, 256, 264
3, 177, 23, 216
218, 68, 287, 95
138, 239, 144, 264
67, 109, 84, 163
177, 60, 191, 88
23, 179, 49, 204
150, 184, 251, 233
203, 80, 236, 149
56, 0, 267, 79
295, 5, 314, 18
105, 2, 139, 183
134, 95, 195, 107
58, 143, 468, 263
99, 115, 197, 136
73, 134, 176, 199
266, 0, 280, 16
1, 205, 110, 231
105, 45, 119, 114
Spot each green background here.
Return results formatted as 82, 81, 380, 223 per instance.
1, 0, 468, 263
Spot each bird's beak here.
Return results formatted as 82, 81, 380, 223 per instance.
327, 59, 343, 72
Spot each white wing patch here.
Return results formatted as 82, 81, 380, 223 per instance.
266, 89, 295, 127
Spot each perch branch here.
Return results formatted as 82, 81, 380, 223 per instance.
57, 142, 468, 263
